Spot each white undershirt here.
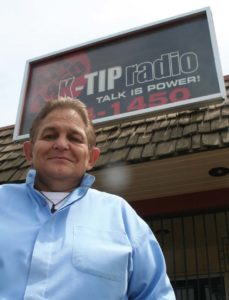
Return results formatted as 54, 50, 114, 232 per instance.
41, 191, 70, 211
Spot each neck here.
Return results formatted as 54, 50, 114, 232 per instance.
34, 174, 82, 192
39, 191, 70, 213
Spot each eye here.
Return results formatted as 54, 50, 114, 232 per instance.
68, 134, 84, 143
70, 136, 82, 142
42, 134, 56, 141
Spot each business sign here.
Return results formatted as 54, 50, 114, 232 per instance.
14, 7, 226, 140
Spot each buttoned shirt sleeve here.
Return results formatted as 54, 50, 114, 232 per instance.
121, 201, 175, 299
128, 229, 175, 299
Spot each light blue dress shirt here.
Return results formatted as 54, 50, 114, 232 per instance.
0, 169, 175, 299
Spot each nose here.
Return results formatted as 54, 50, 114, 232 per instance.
52, 136, 69, 151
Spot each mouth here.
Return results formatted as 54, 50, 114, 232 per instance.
48, 157, 73, 162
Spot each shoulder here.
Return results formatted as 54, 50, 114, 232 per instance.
88, 188, 124, 202
87, 188, 133, 212
87, 188, 151, 242
0, 182, 26, 197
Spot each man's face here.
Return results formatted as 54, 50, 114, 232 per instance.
23, 108, 100, 191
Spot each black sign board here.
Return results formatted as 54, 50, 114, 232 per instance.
14, 7, 226, 140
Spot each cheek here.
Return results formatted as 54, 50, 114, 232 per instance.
73, 145, 89, 157
74, 148, 91, 167
34, 142, 52, 155
32, 146, 49, 164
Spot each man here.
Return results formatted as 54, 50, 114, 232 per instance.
0, 98, 175, 299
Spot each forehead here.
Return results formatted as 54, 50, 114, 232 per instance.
38, 108, 86, 132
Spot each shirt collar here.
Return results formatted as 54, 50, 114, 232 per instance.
26, 168, 95, 190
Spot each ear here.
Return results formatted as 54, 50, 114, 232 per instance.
86, 147, 100, 171
23, 141, 34, 164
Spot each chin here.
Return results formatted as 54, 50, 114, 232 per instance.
50, 169, 82, 179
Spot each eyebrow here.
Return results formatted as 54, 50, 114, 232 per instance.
40, 126, 86, 138
39, 126, 58, 135
41, 126, 56, 132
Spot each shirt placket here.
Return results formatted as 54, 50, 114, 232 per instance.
24, 218, 55, 300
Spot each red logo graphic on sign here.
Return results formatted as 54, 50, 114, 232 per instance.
28, 52, 91, 114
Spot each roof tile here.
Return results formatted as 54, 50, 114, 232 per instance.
192, 134, 202, 150
0, 169, 17, 183
221, 106, 229, 117
135, 124, 147, 134
0, 156, 25, 171
127, 133, 139, 146
142, 143, 156, 159
176, 137, 191, 152
221, 131, 229, 144
204, 108, 221, 121
198, 122, 211, 133
159, 119, 170, 129
190, 111, 204, 123
110, 148, 130, 163
20, 160, 31, 168
0, 145, 6, 153
183, 123, 198, 136
95, 152, 112, 168
202, 133, 221, 147
169, 118, 178, 127
96, 131, 110, 143
0, 136, 14, 146
211, 118, 229, 131
107, 128, 121, 140
1, 143, 23, 153
146, 122, 156, 133
9, 167, 28, 182
145, 116, 157, 123
150, 121, 162, 131
156, 140, 176, 157
156, 115, 166, 121
0, 128, 13, 138
97, 141, 112, 154
110, 137, 128, 150
119, 127, 135, 138
167, 113, 177, 119
137, 134, 152, 145
8, 151, 24, 160
102, 125, 119, 132
0, 152, 12, 162
178, 114, 190, 125
127, 146, 143, 162
131, 119, 145, 126
170, 126, 183, 139
120, 121, 132, 128
152, 129, 171, 142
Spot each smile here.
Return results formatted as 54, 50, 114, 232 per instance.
48, 157, 73, 162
